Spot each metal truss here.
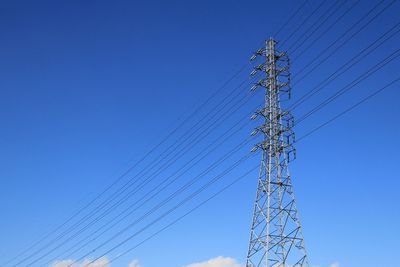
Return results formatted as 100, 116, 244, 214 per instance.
246, 38, 309, 267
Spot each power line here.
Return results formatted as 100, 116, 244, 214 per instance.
290, 0, 361, 57
76, 82, 253, 222
293, 0, 396, 84
45, 109, 257, 264
285, 0, 345, 53
20, 89, 258, 266
25, 86, 258, 265
279, 0, 329, 48
32, 136, 253, 266
75, 151, 256, 267
296, 76, 400, 142
92, 77, 253, 211
3, 64, 251, 267
273, 0, 309, 38
296, 46, 400, 125
292, 0, 361, 59
12, 74, 256, 267
108, 164, 260, 266
289, 20, 400, 111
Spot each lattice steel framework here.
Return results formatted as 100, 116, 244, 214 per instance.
246, 39, 309, 267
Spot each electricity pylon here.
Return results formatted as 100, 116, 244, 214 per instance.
246, 38, 309, 267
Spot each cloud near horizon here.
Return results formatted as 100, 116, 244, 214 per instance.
50, 257, 110, 267
128, 259, 142, 267
183, 256, 243, 267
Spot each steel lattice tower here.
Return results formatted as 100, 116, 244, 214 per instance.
246, 39, 309, 267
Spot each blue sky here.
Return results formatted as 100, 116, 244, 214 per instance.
0, 0, 399, 267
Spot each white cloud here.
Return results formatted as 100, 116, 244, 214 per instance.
50, 257, 110, 267
128, 259, 142, 267
329, 262, 340, 267
183, 256, 243, 267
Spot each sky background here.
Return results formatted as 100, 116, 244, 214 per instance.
0, 0, 400, 267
